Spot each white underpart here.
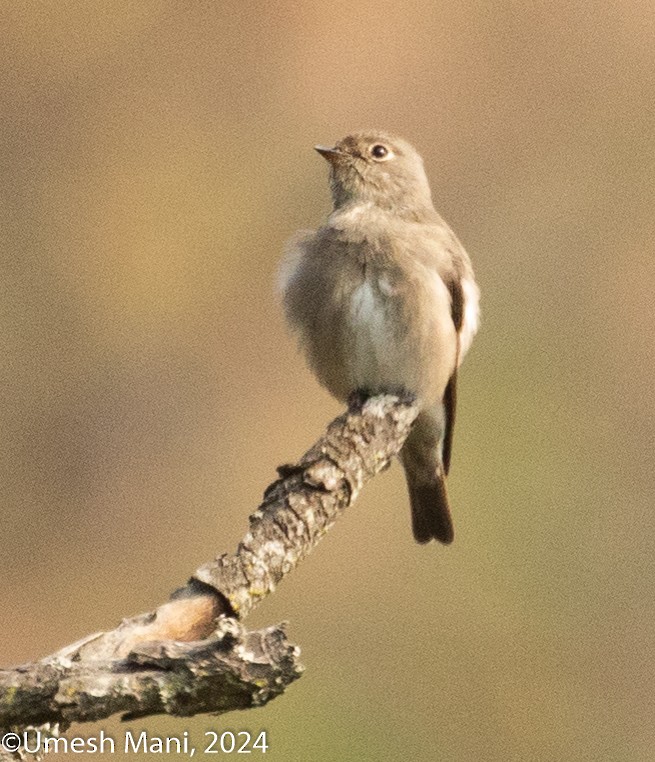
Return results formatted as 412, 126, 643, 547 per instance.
349, 280, 388, 383
276, 230, 307, 294
377, 274, 395, 297
458, 277, 480, 361
330, 201, 375, 227
348, 271, 456, 394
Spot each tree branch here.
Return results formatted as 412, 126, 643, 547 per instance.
0, 394, 418, 746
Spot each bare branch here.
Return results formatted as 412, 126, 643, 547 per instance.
193, 392, 419, 619
0, 394, 418, 742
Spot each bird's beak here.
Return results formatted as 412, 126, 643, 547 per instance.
315, 145, 343, 163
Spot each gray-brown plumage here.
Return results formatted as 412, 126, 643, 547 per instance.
280, 132, 479, 544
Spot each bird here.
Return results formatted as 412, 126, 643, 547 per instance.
279, 131, 479, 544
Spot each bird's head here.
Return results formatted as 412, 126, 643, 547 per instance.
315, 131, 433, 216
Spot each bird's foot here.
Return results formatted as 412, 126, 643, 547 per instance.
347, 388, 373, 412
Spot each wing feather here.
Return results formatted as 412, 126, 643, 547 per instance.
442, 277, 465, 474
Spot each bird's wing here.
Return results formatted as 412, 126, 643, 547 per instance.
442, 277, 465, 475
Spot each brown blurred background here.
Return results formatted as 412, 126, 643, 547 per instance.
1, 1, 654, 760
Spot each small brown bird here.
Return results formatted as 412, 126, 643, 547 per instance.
279, 132, 479, 544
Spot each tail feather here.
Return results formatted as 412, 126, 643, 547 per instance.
401, 408, 454, 545
406, 471, 454, 544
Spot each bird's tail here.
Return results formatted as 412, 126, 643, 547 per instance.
401, 411, 454, 544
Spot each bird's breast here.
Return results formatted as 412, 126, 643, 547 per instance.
282, 223, 461, 404
339, 266, 456, 401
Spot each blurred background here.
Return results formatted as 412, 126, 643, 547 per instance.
1, 1, 653, 760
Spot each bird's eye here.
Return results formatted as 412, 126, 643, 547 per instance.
370, 144, 391, 160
